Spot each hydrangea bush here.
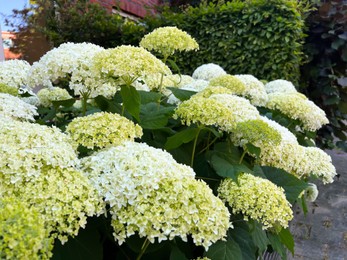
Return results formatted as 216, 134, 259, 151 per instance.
0, 27, 337, 259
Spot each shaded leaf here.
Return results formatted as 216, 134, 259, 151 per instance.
138, 90, 162, 104
120, 85, 141, 121
249, 221, 269, 255
267, 232, 287, 260
52, 98, 76, 108
170, 246, 188, 260
205, 240, 242, 260
165, 128, 199, 150
245, 143, 261, 158
167, 87, 196, 101
278, 228, 294, 255
140, 103, 174, 129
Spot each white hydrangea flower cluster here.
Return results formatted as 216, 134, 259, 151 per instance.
0, 93, 38, 121
37, 87, 72, 107
265, 79, 297, 94
192, 63, 227, 81
81, 142, 230, 249
28, 42, 104, 90
234, 74, 268, 106
0, 59, 31, 90
266, 92, 329, 131
0, 119, 78, 183
66, 112, 143, 150
0, 197, 53, 259
218, 174, 293, 229
92, 45, 172, 85
140, 26, 199, 58
196, 85, 235, 98
1, 166, 105, 243
304, 183, 319, 202
259, 116, 298, 144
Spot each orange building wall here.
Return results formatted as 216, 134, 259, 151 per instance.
1, 31, 21, 60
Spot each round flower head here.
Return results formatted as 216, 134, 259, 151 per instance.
1, 166, 104, 243
80, 142, 229, 249
140, 26, 199, 58
0, 93, 38, 121
192, 63, 227, 81
0, 83, 19, 96
265, 79, 298, 94
233, 74, 268, 106
66, 112, 143, 150
0, 59, 31, 90
218, 173, 293, 230
173, 94, 235, 132
196, 85, 234, 98
231, 119, 282, 149
0, 119, 78, 183
209, 94, 260, 126
28, 42, 104, 90
93, 45, 172, 85
209, 74, 246, 94
266, 92, 329, 131
260, 116, 298, 144
37, 87, 72, 107
111, 176, 230, 250
0, 197, 53, 260
304, 183, 319, 202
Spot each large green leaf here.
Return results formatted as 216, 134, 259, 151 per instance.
229, 224, 257, 260
279, 228, 294, 255
209, 154, 252, 182
169, 246, 188, 260
267, 232, 287, 260
165, 128, 199, 150
256, 166, 309, 204
205, 240, 242, 260
120, 85, 141, 121
140, 103, 175, 129
249, 221, 269, 256
138, 90, 162, 104
167, 87, 197, 101
94, 95, 122, 114
52, 98, 76, 108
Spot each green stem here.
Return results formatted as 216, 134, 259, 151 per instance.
136, 238, 150, 260
239, 149, 247, 164
199, 136, 219, 154
191, 127, 202, 167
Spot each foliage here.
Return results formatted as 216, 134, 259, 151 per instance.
300, 1, 347, 151
141, 0, 308, 85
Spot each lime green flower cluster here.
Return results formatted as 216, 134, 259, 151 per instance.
37, 87, 72, 107
209, 74, 246, 95
196, 85, 234, 98
93, 45, 172, 85
0, 59, 31, 90
0, 83, 18, 96
66, 112, 143, 150
81, 141, 230, 249
1, 166, 104, 243
218, 174, 293, 229
140, 26, 199, 59
234, 74, 268, 106
231, 119, 282, 148
0, 197, 53, 260
0, 119, 78, 183
0, 93, 38, 122
266, 92, 329, 131
173, 94, 236, 131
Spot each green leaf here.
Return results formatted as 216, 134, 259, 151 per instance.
165, 128, 199, 150
267, 232, 287, 260
257, 166, 309, 204
52, 98, 76, 107
167, 87, 196, 101
120, 85, 141, 121
138, 90, 162, 104
229, 224, 257, 260
94, 95, 122, 114
278, 228, 294, 255
205, 240, 242, 260
209, 154, 252, 181
249, 221, 269, 255
170, 246, 188, 260
140, 103, 174, 129
245, 143, 261, 158
167, 59, 181, 74
331, 38, 345, 50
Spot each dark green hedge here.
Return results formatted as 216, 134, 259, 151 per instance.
140, 0, 307, 84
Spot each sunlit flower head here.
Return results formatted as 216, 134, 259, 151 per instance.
218, 173, 293, 229
266, 92, 329, 131
0, 197, 53, 259
265, 79, 297, 94
192, 63, 227, 81
81, 142, 230, 249
0, 59, 31, 90
140, 26, 199, 58
93, 45, 172, 85
0, 93, 38, 121
66, 112, 143, 150
37, 87, 72, 107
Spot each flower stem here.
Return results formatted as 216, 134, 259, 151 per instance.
136, 238, 150, 260
191, 127, 202, 167
239, 149, 247, 164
